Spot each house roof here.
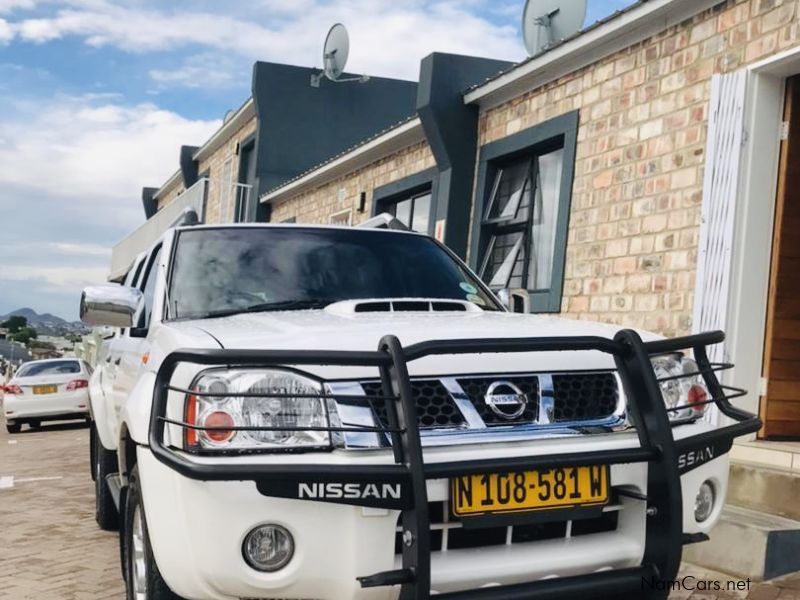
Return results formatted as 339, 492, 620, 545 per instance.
464, 1, 650, 94
463, 0, 722, 109
260, 115, 424, 203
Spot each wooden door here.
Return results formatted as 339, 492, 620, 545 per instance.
761, 75, 800, 438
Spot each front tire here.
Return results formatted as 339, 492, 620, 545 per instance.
6, 422, 21, 434
93, 428, 119, 531
124, 466, 183, 600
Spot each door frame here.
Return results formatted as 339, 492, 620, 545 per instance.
727, 48, 800, 435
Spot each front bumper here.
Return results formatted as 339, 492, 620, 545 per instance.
144, 329, 761, 600
138, 422, 732, 600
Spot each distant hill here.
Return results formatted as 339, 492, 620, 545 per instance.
0, 308, 88, 336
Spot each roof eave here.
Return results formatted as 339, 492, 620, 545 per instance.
464, 0, 722, 110
261, 117, 425, 204
193, 98, 256, 163
153, 170, 182, 200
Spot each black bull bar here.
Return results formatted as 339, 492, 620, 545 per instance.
148, 329, 761, 600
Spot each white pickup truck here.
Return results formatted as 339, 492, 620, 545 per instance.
81, 221, 760, 600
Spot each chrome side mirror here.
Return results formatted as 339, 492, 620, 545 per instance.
496, 288, 531, 313
80, 285, 143, 328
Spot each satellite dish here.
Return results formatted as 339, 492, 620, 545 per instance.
310, 23, 370, 87
522, 0, 587, 56
322, 23, 349, 81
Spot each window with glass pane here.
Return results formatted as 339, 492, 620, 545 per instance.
479, 148, 565, 293
387, 190, 432, 233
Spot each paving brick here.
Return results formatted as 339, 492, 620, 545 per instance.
0, 420, 124, 599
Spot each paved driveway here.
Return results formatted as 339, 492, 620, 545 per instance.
0, 420, 123, 599
1, 417, 799, 599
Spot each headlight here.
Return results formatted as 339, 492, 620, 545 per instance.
184, 369, 341, 452
650, 354, 709, 422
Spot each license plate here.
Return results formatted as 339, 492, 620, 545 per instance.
32, 385, 57, 395
451, 465, 609, 517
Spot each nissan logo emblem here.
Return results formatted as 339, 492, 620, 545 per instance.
484, 380, 528, 420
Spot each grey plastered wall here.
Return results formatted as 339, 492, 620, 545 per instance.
179, 145, 200, 190
416, 53, 512, 258
141, 187, 158, 219
251, 62, 419, 222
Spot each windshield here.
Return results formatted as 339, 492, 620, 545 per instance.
16, 360, 81, 377
169, 227, 501, 319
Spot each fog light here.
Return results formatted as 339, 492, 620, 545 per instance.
242, 524, 294, 572
694, 481, 715, 523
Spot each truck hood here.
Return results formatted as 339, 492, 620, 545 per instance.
169, 310, 660, 379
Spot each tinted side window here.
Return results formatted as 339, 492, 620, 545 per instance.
136, 246, 162, 331
120, 256, 146, 336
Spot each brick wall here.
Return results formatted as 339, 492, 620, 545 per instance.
197, 116, 257, 223
477, 0, 799, 337
270, 141, 435, 225
155, 177, 184, 211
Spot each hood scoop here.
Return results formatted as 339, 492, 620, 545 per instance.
324, 298, 484, 317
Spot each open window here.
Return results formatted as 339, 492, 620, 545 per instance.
480, 149, 564, 291
472, 111, 578, 313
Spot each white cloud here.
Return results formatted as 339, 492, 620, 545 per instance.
149, 53, 242, 89
0, 265, 108, 287
0, 94, 220, 317
0, 95, 220, 205
0, 17, 13, 43
8, 0, 525, 80
49, 242, 111, 257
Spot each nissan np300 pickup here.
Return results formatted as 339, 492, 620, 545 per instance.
80, 223, 760, 600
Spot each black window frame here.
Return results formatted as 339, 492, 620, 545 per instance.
469, 111, 579, 313
372, 168, 438, 235
235, 134, 257, 223
131, 243, 163, 337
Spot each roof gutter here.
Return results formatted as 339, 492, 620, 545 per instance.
193, 98, 255, 163
261, 117, 424, 204
153, 169, 181, 200
464, 0, 723, 109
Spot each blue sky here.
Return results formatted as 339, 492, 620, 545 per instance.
0, 0, 631, 320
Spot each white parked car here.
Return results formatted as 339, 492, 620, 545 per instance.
3, 358, 92, 433
81, 222, 760, 600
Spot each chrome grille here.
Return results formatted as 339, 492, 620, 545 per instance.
361, 380, 466, 429
345, 371, 623, 437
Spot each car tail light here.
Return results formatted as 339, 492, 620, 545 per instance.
66, 379, 89, 391
4, 385, 22, 395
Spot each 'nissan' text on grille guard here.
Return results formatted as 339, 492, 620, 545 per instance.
148, 329, 761, 600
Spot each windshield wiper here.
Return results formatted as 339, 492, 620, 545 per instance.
196, 299, 333, 320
